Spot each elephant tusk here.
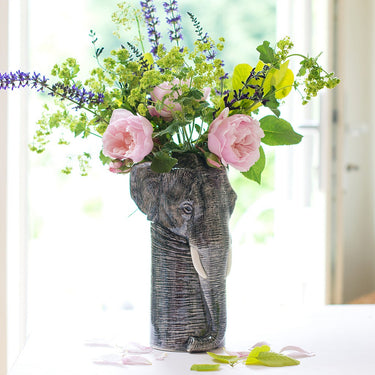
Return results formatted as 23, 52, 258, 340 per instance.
226, 246, 232, 277
190, 245, 208, 279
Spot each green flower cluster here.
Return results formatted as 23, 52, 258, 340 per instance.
297, 54, 340, 104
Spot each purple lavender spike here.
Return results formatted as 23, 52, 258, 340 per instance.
140, 0, 161, 56
0, 70, 104, 108
163, 0, 183, 44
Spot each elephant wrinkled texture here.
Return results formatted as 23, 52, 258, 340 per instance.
130, 153, 237, 352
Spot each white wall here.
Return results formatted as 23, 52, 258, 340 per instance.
337, 0, 375, 302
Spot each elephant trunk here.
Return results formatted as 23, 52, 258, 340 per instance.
186, 228, 231, 352
150, 223, 209, 351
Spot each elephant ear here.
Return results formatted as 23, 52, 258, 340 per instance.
130, 163, 162, 221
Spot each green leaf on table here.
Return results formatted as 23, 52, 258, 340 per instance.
245, 345, 300, 367
150, 151, 178, 173
207, 352, 239, 365
260, 115, 303, 145
190, 364, 221, 371
241, 146, 266, 184
256, 352, 300, 367
245, 345, 271, 365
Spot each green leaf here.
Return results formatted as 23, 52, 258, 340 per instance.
156, 121, 185, 137
232, 63, 252, 91
150, 151, 178, 173
260, 115, 303, 145
190, 364, 221, 371
245, 345, 300, 367
262, 87, 280, 117
207, 352, 239, 365
241, 146, 266, 184
189, 88, 204, 100
256, 41, 279, 68
297, 65, 307, 77
74, 121, 86, 137
256, 352, 300, 367
245, 345, 271, 365
161, 141, 183, 153
99, 150, 111, 165
269, 107, 281, 117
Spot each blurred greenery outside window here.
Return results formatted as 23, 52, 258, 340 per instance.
29, 0, 277, 244
27, 0, 329, 330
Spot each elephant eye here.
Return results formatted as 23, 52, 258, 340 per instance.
180, 201, 193, 215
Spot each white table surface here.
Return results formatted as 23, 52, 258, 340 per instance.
8, 304, 375, 375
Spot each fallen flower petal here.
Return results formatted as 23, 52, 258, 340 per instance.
122, 355, 152, 365
85, 338, 114, 348
154, 352, 168, 361
279, 345, 316, 359
92, 353, 123, 366
224, 349, 250, 358
249, 341, 271, 349
127, 341, 153, 354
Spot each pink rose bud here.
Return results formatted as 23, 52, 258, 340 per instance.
108, 161, 123, 173
102, 109, 154, 163
205, 152, 222, 169
208, 107, 264, 172
108, 160, 131, 174
148, 79, 210, 121
148, 81, 182, 121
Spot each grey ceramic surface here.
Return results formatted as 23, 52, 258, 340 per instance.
130, 153, 237, 352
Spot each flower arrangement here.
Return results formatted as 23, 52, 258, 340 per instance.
0, 0, 339, 182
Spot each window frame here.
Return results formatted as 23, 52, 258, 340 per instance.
0, 1, 341, 372
276, 0, 340, 304
0, 0, 9, 372
1, 0, 30, 372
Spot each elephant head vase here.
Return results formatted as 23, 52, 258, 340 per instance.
130, 153, 237, 352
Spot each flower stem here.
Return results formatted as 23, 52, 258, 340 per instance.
135, 12, 145, 53
88, 131, 103, 138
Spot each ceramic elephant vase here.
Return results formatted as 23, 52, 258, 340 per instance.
130, 153, 237, 352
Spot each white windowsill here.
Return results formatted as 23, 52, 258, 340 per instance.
8, 305, 375, 375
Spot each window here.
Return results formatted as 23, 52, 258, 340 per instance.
3, 0, 334, 371
26, 0, 282, 335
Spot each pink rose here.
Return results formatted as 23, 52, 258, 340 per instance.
102, 109, 154, 163
148, 79, 210, 121
208, 107, 264, 172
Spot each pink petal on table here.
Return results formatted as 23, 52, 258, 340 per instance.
224, 349, 250, 358
279, 345, 316, 358
249, 341, 271, 349
122, 355, 152, 365
85, 338, 114, 348
127, 341, 153, 354
154, 352, 168, 361
92, 353, 123, 366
